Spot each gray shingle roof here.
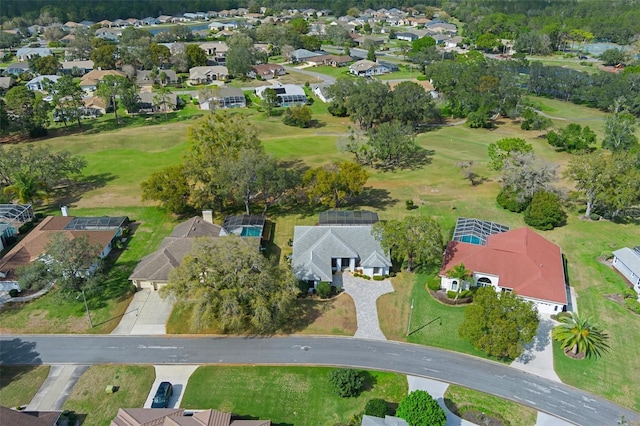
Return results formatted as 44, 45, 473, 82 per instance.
292, 226, 390, 282
613, 247, 640, 276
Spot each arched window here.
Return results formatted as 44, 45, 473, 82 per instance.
451, 280, 458, 290
477, 277, 492, 287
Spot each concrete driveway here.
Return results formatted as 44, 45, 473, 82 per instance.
510, 315, 562, 382
339, 273, 394, 340
144, 365, 199, 408
111, 289, 174, 335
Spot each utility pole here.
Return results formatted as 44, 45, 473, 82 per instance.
81, 289, 93, 328
406, 298, 414, 335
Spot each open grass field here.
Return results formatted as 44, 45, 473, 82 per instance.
62, 365, 155, 426
3, 92, 640, 410
444, 384, 538, 426
0, 207, 177, 334
181, 366, 407, 425
0, 365, 50, 408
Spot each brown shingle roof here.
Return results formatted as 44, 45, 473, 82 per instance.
0, 216, 116, 282
0, 406, 60, 426
111, 408, 270, 426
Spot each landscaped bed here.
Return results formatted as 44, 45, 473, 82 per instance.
181, 366, 407, 425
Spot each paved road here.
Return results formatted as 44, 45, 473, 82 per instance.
1, 335, 636, 425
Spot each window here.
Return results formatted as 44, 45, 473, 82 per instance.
477, 277, 492, 287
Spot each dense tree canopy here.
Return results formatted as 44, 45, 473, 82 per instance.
487, 138, 533, 171
459, 287, 539, 359
546, 124, 596, 153
4, 86, 50, 137
303, 161, 368, 208
141, 166, 191, 215
160, 236, 299, 333
372, 216, 443, 273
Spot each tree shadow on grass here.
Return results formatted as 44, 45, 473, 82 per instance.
278, 299, 338, 334
351, 187, 398, 211
360, 370, 377, 392
52, 173, 117, 207
374, 147, 435, 172
233, 414, 292, 426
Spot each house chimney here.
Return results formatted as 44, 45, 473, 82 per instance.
202, 210, 213, 224
61, 205, 69, 216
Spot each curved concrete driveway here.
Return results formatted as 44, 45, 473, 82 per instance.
2, 335, 637, 424
338, 273, 394, 340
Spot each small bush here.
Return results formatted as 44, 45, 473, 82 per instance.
373, 275, 385, 281
388, 271, 396, 277
361, 274, 371, 280
446, 290, 458, 299
624, 298, 640, 314
9, 289, 19, 297
589, 213, 601, 221
623, 288, 638, 299
297, 280, 310, 295
396, 390, 446, 426
427, 279, 442, 291
329, 368, 364, 398
317, 282, 332, 298
365, 398, 389, 418
406, 199, 415, 210
497, 187, 530, 212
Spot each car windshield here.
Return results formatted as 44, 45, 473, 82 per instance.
153, 396, 164, 403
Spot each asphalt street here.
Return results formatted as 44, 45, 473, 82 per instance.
1, 335, 636, 425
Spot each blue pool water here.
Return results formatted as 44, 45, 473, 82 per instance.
459, 235, 482, 245
241, 227, 262, 237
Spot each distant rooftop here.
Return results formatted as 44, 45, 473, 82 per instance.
318, 210, 379, 226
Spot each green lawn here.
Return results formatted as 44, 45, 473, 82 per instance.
0, 366, 50, 408
0, 207, 177, 334
181, 366, 407, 425
444, 384, 538, 426
3, 94, 640, 410
62, 365, 155, 426
528, 56, 601, 74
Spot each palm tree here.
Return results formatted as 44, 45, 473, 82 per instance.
446, 262, 473, 302
3, 171, 46, 204
552, 312, 610, 359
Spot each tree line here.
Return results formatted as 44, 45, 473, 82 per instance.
141, 111, 370, 216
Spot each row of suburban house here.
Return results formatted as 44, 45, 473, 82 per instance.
3, 202, 639, 324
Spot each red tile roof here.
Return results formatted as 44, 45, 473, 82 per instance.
440, 228, 567, 304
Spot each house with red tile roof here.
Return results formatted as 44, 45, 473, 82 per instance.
439, 227, 568, 314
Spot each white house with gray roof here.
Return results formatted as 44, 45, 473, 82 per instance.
292, 225, 391, 287
612, 247, 640, 292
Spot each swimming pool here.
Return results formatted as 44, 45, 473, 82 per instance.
459, 235, 482, 245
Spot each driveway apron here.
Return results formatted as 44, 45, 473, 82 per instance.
339, 273, 393, 340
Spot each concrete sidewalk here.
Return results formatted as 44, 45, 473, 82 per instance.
111, 289, 174, 335
26, 365, 88, 411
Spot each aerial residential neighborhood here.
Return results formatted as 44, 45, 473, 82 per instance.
1, 0, 640, 425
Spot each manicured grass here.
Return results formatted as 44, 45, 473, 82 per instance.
528, 57, 601, 74
0, 365, 50, 408
62, 365, 155, 426
0, 207, 177, 334
376, 68, 421, 80
444, 384, 538, 426
181, 366, 408, 425
166, 293, 357, 336
305, 65, 354, 80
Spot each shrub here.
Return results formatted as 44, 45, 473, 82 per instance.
373, 275, 385, 281
297, 280, 310, 295
496, 187, 530, 212
524, 190, 567, 230
365, 398, 388, 418
361, 274, 371, 280
623, 288, 638, 299
427, 279, 442, 291
9, 289, 19, 297
328, 368, 364, 398
283, 104, 313, 128
624, 298, 640, 314
406, 199, 415, 210
447, 290, 458, 299
589, 213, 601, 221
317, 282, 332, 298
396, 390, 446, 426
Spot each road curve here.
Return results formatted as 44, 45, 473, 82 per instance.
1, 335, 636, 425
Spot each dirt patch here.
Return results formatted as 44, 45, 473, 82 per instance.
461, 409, 506, 426
564, 347, 586, 360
